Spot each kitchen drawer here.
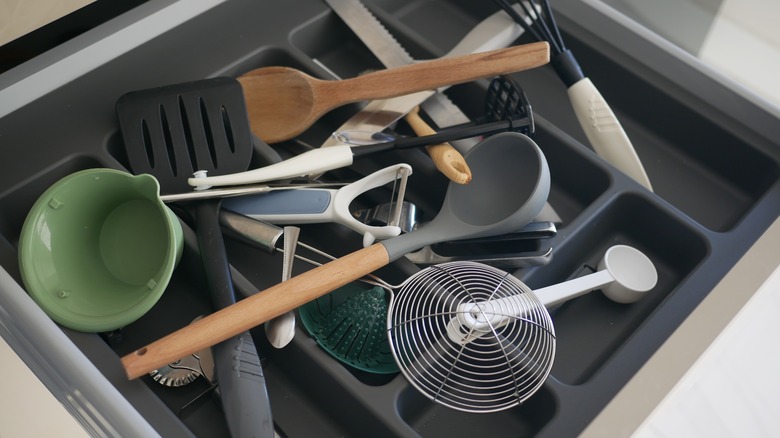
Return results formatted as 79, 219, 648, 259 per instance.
1, 0, 778, 436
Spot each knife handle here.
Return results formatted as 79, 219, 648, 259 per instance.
405, 106, 471, 184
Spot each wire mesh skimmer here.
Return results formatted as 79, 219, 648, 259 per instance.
388, 261, 555, 413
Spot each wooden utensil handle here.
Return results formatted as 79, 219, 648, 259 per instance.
121, 243, 390, 379
328, 42, 549, 104
406, 106, 472, 185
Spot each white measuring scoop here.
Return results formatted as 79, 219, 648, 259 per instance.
447, 244, 658, 344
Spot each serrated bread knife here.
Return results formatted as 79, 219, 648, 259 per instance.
319, 0, 525, 151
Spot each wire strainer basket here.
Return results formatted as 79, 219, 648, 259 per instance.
387, 261, 556, 413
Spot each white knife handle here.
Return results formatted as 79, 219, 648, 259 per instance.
188, 145, 355, 188
445, 9, 523, 58
568, 78, 653, 191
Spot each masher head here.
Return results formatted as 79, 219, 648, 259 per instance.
299, 283, 399, 374
387, 261, 556, 413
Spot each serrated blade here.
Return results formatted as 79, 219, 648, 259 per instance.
319, 0, 524, 150
323, 0, 414, 68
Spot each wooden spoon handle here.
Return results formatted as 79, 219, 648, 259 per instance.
405, 106, 472, 184
323, 41, 549, 106
121, 243, 390, 379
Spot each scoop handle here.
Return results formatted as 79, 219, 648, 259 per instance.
121, 243, 390, 379
324, 42, 550, 104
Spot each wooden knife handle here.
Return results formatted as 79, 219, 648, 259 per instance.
406, 106, 472, 184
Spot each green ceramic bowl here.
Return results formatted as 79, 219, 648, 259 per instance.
18, 168, 183, 332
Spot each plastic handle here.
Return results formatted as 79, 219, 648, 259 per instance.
212, 334, 274, 438
222, 164, 411, 244
447, 245, 658, 344
188, 145, 355, 188
567, 77, 653, 191
195, 200, 274, 438
450, 269, 614, 339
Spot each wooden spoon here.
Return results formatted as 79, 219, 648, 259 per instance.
406, 106, 472, 185
238, 41, 549, 143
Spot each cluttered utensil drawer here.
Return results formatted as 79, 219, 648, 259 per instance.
0, 0, 778, 436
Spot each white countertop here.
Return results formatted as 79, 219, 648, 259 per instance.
584, 216, 780, 437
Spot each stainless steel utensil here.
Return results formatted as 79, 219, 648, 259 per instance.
264, 227, 300, 349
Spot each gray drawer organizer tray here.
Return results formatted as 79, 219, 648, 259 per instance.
1, 0, 779, 436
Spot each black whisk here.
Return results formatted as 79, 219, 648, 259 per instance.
492, 0, 654, 191
493, 0, 583, 87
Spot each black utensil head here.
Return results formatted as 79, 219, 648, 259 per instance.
116, 77, 253, 194
484, 75, 534, 136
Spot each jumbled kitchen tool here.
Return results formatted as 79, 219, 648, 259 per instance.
238, 42, 549, 143
221, 163, 411, 246
190, 75, 533, 188
121, 131, 551, 380
386, 245, 656, 413
264, 226, 300, 349
116, 77, 273, 438
444, 245, 657, 345
18, 168, 184, 333
493, 0, 652, 190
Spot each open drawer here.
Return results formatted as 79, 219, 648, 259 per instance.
0, 0, 778, 436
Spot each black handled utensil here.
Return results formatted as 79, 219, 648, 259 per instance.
116, 77, 273, 438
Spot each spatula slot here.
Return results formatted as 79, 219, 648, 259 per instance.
141, 119, 155, 169
198, 97, 218, 169
179, 95, 197, 177
221, 105, 236, 155
159, 104, 178, 176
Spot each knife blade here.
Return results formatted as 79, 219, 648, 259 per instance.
318, 0, 524, 150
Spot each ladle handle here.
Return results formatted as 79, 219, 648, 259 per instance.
121, 243, 390, 379
324, 42, 550, 104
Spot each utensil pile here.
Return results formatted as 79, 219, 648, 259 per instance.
15, 0, 662, 429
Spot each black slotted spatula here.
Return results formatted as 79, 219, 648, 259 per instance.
117, 77, 273, 438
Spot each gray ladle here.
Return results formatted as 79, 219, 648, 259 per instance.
121, 132, 551, 379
